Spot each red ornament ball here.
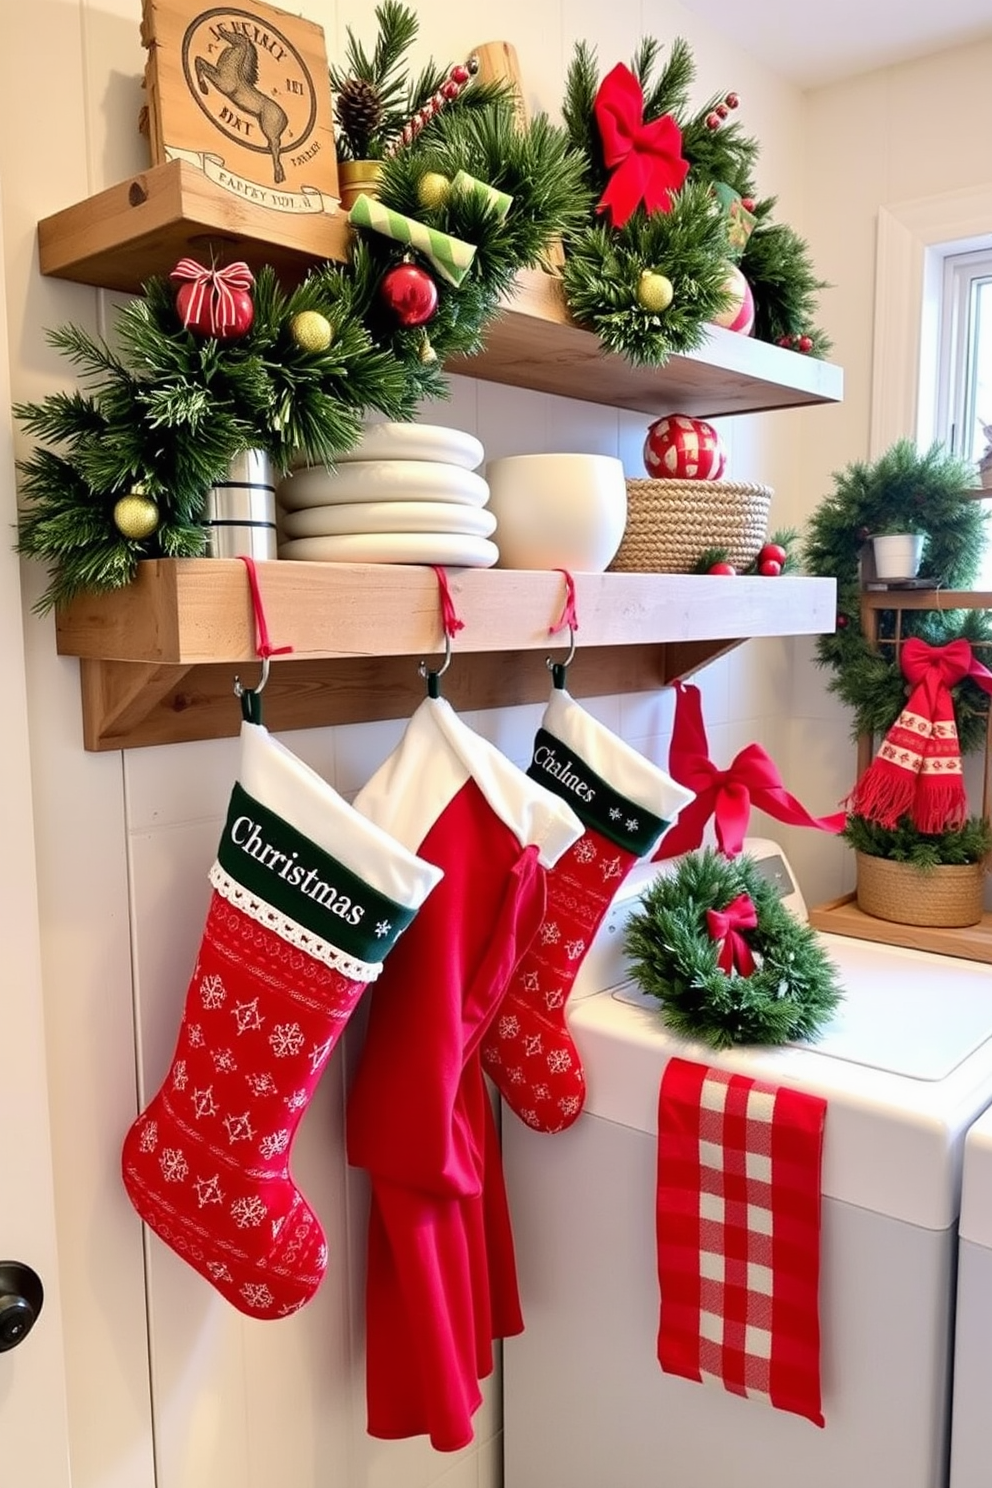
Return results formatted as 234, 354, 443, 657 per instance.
758, 558, 783, 576
175, 280, 254, 340
759, 541, 787, 566
708, 561, 736, 575
379, 262, 438, 327
644, 414, 727, 480
798, 334, 814, 353
711, 263, 755, 336
705, 111, 721, 129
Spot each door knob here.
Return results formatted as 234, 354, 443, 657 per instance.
0, 1262, 44, 1352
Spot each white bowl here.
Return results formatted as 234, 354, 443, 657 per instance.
485, 453, 627, 571
280, 500, 497, 539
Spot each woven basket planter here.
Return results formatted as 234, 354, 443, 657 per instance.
855, 852, 987, 928
609, 479, 773, 574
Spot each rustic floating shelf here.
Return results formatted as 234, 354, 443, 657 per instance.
54, 560, 836, 750
37, 167, 843, 420
37, 159, 351, 293
810, 895, 991, 965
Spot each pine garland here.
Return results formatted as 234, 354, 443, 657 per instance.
842, 813, 992, 870
558, 36, 830, 366
15, 265, 413, 611
562, 184, 731, 364
623, 849, 841, 1050
348, 101, 591, 397
803, 439, 991, 751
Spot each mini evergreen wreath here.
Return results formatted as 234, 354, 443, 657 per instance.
623, 849, 842, 1050
559, 36, 830, 367
803, 439, 992, 752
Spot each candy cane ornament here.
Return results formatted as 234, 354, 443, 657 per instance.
384, 57, 480, 156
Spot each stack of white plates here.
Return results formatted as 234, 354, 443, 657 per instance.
277, 423, 498, 567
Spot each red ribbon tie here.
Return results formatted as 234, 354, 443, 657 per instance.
593, 63, 690, 228
170, 258, 255, 335
706, 893, 758, 977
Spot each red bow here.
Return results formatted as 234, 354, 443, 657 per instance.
706, 893, 758, 976
847, 638, 992, 833
593, 64, 690, 228
170, 258, 255, 335
654, 683, 846, 860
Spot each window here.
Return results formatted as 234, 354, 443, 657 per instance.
932, 245, 992, 588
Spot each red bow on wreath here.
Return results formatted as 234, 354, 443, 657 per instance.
706, 893, 758, 977
170, 258, 255, 337
593, 63, 690, 229
654, 682, 846, 860
846, 637, 992, 833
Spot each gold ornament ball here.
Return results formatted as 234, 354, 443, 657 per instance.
637, 270, 675, 313
417, 172, 452, 210
289, 310, 334, 353
113, 492, 160, 541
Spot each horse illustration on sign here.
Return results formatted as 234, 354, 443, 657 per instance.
193, 24, 289, 183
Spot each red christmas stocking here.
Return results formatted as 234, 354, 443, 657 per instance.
480, 686, 694, 1133
121, 722, 440, 1319
346, 695, 583, 1451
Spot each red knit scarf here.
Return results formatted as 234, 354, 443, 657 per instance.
847, 637, 992, 833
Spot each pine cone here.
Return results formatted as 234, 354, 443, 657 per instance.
335, 78, 383, 157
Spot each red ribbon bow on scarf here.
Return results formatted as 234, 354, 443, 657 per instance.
706, 893, 758, 976
170, 258, 255, 336
653, 682, 846, 860
846, 637, 992, 834
593, 63, 690, 228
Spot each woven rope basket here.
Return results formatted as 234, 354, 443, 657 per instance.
855, 852, 986, 928
609, 479, 773, 574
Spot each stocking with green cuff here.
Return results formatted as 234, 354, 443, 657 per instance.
121, 722, 441, 1319
481, 687, 694, 1133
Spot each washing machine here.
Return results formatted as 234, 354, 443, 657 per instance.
948, 1102, 992, 1488
502, 840, 992, 1488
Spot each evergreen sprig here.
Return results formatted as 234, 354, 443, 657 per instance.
15, 264, 414, 611
623, 849, 841, 1050
562, 183, 731, 364
330, 0, 506, 161
348, 100, 591, 398
842, 813, 992, 869
558, 34, 829, 366
803, 439, 991, 750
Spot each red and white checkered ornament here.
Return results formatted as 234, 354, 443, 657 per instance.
644, 415, 727, 480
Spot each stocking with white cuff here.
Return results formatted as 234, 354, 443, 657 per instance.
121, 722, 440, 1319
345, 694, 584, 1451
480, 687, 694, 1133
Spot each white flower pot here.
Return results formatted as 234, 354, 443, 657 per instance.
872, 532, 924, 581
485, 453, 627, 571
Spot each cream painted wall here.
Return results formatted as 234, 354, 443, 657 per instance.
780, 37, 992, 910
0, 3, 833, 1486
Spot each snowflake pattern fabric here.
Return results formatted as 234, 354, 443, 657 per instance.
481, 691, 694, 1134
121, 724, 440, 1319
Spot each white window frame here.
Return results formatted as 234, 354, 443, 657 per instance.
934, 247, 992, 462
870, 183, 992, 458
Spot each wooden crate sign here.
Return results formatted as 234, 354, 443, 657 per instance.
141, 0, 339, 215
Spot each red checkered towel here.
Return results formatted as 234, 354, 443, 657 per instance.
656, 1057, 827, 1426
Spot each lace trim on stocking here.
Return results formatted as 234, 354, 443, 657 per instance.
208, 863, 383, 983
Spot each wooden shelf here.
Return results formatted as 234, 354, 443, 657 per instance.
449, 269, 844, 419
810, 894, 992, 965
37, 159, 351, 293
37, 166, 844, 420
54, 560, 836, 750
